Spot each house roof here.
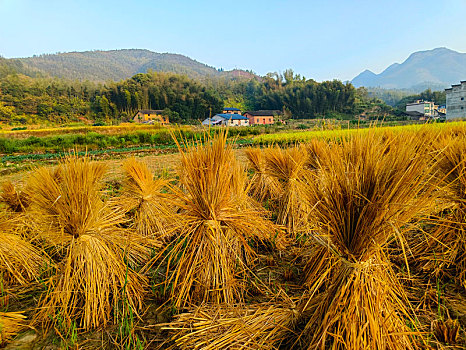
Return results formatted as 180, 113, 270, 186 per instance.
202, 118, 222, 125
406, 100, 433, 106
215, 113, 248, 120
135, 109, 164, 115
223, 107, 241, 111
404, 111, 425, 117
243, 110, 281, 116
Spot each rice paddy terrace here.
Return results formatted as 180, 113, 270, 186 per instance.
0, 122, 465, 349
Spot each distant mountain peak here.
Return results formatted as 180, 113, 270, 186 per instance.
351, 47, 466, 91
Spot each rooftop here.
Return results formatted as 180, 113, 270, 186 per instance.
406, 100, 433, 106
223, 107, 241, 111
136, 109, 164, 114
215, 113, 248, 120
404, 111, 425, 117
445, 81, 466, 90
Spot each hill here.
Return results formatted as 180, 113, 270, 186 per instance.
13, 49, 256, 82
352, 47, 466, 91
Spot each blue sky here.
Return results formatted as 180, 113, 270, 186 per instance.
1, 0, 466, 81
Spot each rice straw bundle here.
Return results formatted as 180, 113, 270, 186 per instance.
0, 213, 46, 286
0, 311, 27, 345
304, 138, 329, 170
28, 155, 157, 331
0, 182, 29, 212
298, 132, 435, 350
244, 147, 282, 202
265, 144, 311, 237
164, 297, 297, 350
157, 131, 281, 308
115, 157, 174, 238
412, 137, 466, 288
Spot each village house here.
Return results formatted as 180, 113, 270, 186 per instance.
222, 107, 241, 115
405, 100, 436, 117
243, 110, 281, 125
133, 110, 169, 125
202, 113, 249, 127
445, 81, 466, 119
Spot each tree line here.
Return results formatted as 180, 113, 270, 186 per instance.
0, 62, 417, 125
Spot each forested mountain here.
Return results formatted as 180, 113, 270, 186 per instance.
14, 49, 256, 82
0, 51, 396, 125
352, 47, 466, 91
0, 56, 42, 79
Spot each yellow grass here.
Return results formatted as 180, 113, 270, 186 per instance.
0, 311, 27, 345
244, 147, 282, 202
411, 136, 466, 289
114, 157, 175, 238
165, 296, 297, 350
0, 213, 47, 286
264, 145, 311, 237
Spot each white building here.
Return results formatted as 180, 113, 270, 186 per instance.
202, 113, 249, 127
445, 81, 466, 120
406, 100, 436, 117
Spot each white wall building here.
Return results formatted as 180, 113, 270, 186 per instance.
406, 100, 436, 116
202, 113, 249, 127
445, 81, 466, 120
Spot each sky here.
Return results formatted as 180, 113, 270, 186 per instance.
1, 0, 466, 81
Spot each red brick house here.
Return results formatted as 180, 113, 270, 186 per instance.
243, 110, 281, 125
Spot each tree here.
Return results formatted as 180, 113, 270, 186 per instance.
0, 101, 15, 120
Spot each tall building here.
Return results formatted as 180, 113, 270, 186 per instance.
445, 81, 466, 119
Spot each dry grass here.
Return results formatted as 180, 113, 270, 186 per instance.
164, 295, 298, 350
28, 154, 158, 331
0, 311, 27, 345
432, 318, 460, 345
153, 131, 282, 308
0, 213, 46, 286
411, 137, 466, 290
264, 145, 311, 237
303, 138, 330, 170
244, 147, 282, 202
114, 157, 175, 238
0, 182, 29, 212
296, 132, 436, 349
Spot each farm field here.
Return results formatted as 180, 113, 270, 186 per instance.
0, 119, 431, 158
0, 122, 465, 349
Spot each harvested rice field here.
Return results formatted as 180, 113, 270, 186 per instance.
0, 124, 465, 349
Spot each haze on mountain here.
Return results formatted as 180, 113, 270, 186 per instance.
352, 48, 466, 92
9, 49, 256, 82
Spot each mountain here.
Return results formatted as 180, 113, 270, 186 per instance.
352, 69, 377, 87
352, 47, 466, 91
11, 49, 256, 82
0, 56, 42, 79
